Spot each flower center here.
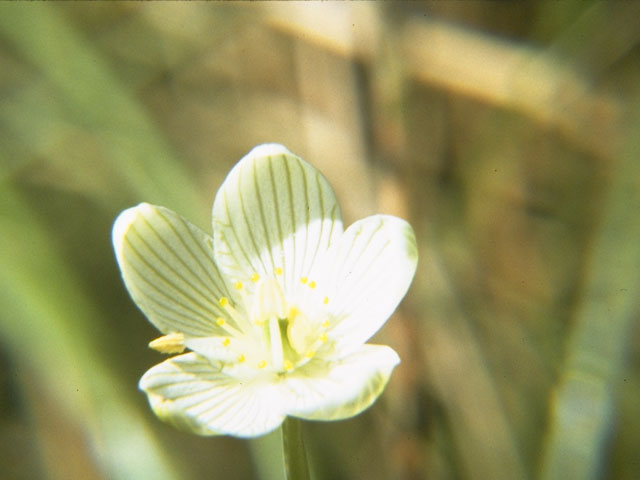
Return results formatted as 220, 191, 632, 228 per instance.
246, 272, 331, 373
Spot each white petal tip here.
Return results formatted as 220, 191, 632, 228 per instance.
245, 143, 293, 158
112, 203, 153, 253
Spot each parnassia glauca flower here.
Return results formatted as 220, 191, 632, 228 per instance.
113, 144, 417, 438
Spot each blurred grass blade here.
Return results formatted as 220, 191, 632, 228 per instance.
541, 104, 640, 478
0, 3, 205, 222
0, 185, 184, 480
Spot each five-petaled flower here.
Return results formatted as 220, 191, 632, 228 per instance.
113, 144, 417, 437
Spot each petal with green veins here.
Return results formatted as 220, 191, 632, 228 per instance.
139, 353, 286, 438
282, 344, 400, 420
314, 215, 418, 352
211, 144, 343, 298
112, 203, 234, 337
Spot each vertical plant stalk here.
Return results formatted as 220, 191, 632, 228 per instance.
540, 103, 640, 478
282, 418, 311, 480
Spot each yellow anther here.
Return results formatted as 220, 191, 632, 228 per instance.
305, 350, 315, 359
322, 319, 330, 328
219, 297, 229, 307
308, 280, 316, 289
237, 354, 246, 363
320, 333, 328, 343
222, 337, 231, 347
216, 317, 226, 326
283, 360, 294, 371
234, 281, 243, 290
300, 277, 308, 284
148, 333, 185, 354
275, 267, 283, 275
323, 297, 329, 305
258, 360, 267, 369
251, 273, 260, 283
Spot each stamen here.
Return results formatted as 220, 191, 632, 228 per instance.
320, 333, 328, 343
283, 360, 294, 371
213, 314, 244, 337
148, 333, 185, 354
323, 297, 329, 305
300, 276, 308, 284
237, 354, 246, 363
308, 280, 316, 289
222, 337, 231, 347
275, 267, 283, 276
305, 350, 315, 359
218, 296, 252, 334
251, 273, 260, 283
258, 360, 267, 369
234, 281, 243, 290
322, 319, 330, 328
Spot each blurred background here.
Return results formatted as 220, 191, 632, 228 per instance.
1, 2, 639, 479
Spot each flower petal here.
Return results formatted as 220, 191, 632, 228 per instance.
314, 215, 417, 350
139, 353, 286, 437
282, 344, 400, 420
211, 144, 343, 300
113, 203, 232, 337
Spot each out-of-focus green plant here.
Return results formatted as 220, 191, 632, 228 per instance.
0, 182, 184, 480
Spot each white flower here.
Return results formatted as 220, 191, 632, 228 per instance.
112, 144, 417, 438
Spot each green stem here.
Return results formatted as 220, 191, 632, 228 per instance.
281, 418, 310, 480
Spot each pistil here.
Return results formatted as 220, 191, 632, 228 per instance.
269, 314, 285, 371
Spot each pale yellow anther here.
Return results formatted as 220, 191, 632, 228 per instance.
320, 333, 328, 343
258, 360, 267, 369
300, 276, 308, 284
149, 333, 185, 354
275, 267, 283, 276
323, 297, 329, 305
216, 317, 226, 326
237, 354, 246, 363
283, 360, 294, 371
219, 297, 229, 307
251, 273, 260, 283
305, 350, 315, 359
322, 319, 330, 328
222, 337, 231, 347
308, 280, 316, 289
234, 281, 243, 290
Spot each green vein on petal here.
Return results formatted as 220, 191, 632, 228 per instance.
139, 353, 286, 438
313, 215, 418, 350
212, 144, 343, 299
113, 203, 233, 337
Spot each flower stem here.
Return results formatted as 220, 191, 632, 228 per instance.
281, 418, 310, 480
